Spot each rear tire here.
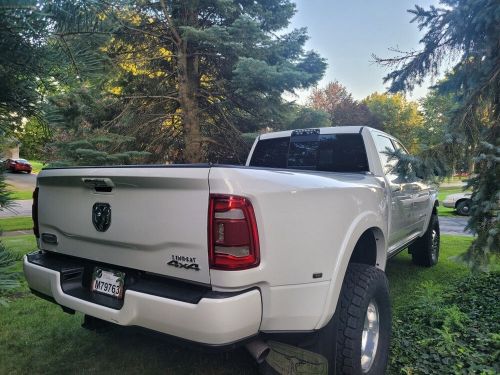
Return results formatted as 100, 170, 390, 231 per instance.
313, 263, 391, 374
456, 199, 471, 216
409, 214, 440, 267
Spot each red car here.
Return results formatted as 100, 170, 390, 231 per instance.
5, 158, 32, 173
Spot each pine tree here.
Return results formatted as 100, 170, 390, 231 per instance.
44, 87, 151, 166
419, 87, 472, 174
0, 172, 13, 212
0, 240, 19, 306
46, 0, 327, 163
374, 0, 499, 267
0, 1, 50, 135
0, 172, 17, 304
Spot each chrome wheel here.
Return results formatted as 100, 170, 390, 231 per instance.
457, 200, 471, 216
361, 299, 380, 373
431, 229, 439, 263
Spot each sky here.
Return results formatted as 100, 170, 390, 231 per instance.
288, 0, 440, 103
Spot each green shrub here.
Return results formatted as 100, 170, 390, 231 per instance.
389, 273, 500, 374
0, 241, 20, 305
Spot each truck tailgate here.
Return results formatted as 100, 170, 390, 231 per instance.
36, 167, 211, 284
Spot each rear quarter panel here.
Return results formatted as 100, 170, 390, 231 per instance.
209, 167, 388, 330
209, 167, 388, 289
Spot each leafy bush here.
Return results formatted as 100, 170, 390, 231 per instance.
0, 241, 20, 306
0, 173, 13, 211
389, 273, 500, 374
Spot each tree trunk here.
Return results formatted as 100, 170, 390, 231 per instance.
177, 30, 202, 162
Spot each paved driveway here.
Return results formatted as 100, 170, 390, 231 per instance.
0, 200, 32, 217
439, 217, 472, 236
0, 172, 35, 218
3, 171, 36, 191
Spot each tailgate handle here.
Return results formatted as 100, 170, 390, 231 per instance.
82, 178, 115, 192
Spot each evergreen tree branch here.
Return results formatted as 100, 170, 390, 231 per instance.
159, 0, 181, 45
123, 95, 179, 101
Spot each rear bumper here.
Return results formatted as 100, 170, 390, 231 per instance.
24, 253, 262, 345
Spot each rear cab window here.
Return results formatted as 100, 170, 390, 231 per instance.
249, 130, 369, 173
249, 137, 290, 168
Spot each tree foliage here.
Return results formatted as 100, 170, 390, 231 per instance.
0, 172, 16, 305
309, 81, 378, 127
284, 106, 330, 130
0, 241, 20, 306
374, 0, 500, 267
363, 92, 424, 153
390, 274, 500, 374
0, 1, 49, 135
419, 87, 473, 174
0, 173, 13, 212
18, 118, 52, 160
45, 0, 326, 163
44, 86, 151, 166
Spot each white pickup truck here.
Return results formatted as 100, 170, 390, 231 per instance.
25, 126, 439, 374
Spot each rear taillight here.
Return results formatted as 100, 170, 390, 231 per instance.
32, 187, 39, 238
208, 194, 260, 270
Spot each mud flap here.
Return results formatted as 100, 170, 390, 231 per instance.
262, 341, 328, 375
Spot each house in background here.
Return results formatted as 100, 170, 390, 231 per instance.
0, 138, 20, 159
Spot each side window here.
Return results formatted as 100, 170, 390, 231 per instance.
392, 140, 418, 180
316, 134, 369, 172
392, 140, 408, 155
373, 135, 397, 175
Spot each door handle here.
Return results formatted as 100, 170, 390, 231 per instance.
82, 178, 115, 192
391, 185, 401, 193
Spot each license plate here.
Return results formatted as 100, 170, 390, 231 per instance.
91, 267, 125, 299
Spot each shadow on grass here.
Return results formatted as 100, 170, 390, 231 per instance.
386, 235, 472, 315
0, 235, 473, 374
0, 296, 259, 374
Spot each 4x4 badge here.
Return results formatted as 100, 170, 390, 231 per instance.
92, 203, 111, 232
167, 260, 200, 271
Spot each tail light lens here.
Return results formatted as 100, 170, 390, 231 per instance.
208, 194, 260, 270
32, 187, 39, 238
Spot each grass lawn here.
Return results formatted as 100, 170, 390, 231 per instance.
0, 234, 496, 374
1, 235, 37, 263
386, 235, 472, 313
443, 176, 469, 184
0, 216, 33, 232
7, 189, 33, 200
28, 160, 45, 174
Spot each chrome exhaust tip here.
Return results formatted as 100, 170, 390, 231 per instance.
245, 339, 271, 364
